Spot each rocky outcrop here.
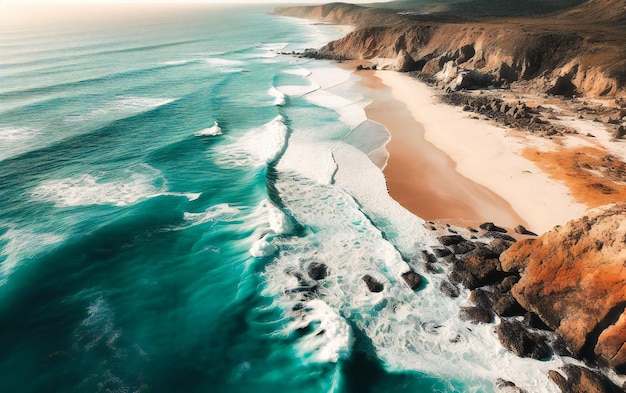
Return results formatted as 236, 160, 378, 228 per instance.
275, 2, 626, 98
501, 203, 626, 372
549, 364, 624, 393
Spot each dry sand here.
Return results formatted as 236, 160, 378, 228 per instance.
359, 70, 589, 234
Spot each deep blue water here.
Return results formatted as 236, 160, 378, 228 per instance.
0, 4, 561, 393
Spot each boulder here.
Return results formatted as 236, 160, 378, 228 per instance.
501, 204, 626, 371
495, 320, 551, 360
362, 275, 384, 293
480, 222, 507, 233
307, 262, 328, 280
394, 50, 417, 72
459, 306, 493, 324
514, 225, 537, 236
401, 270, 423, 290
549, 365, 623, 393
438, 235, 466, 246
440, 280, 460, 297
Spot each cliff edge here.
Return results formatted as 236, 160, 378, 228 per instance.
501, 203, 626, 373
275, 0, 626, 99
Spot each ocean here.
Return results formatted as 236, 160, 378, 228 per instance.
0, 4, 562, 392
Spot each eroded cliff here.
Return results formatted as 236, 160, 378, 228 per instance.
275, 1, 626, 99
501, 203, 626, 373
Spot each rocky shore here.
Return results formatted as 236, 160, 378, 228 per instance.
424, 203, 626, 392
274, 1, 625, 390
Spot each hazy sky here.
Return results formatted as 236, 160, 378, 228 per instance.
1, 0, 390, 3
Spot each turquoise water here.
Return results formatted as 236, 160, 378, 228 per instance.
0, 5, 560, 393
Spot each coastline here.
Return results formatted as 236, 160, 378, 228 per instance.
356, 68, 529, 229
355, 69, 589, 234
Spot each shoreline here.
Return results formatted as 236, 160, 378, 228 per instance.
350, 68, 590, 234
355, 68, 528, 229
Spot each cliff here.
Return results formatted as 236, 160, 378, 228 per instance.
275, 1, 626, 99
501, 203, 626, 373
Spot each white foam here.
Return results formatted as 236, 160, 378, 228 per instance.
66, 96, 175, 122
268, 86, 286, 106
283, 67, 312, 77
194, 121, 222, 137
275, 82, 320, 97
30, 166, 164, 207
182, 203, 242, 227
0, 227, 64, 283
0, 126, 40, 160
204, 57, 245, 73
214, 115, 288, 168
161, 59, 196, 66
258, 200, 295, 236
250, 234, 277, 257
290, 299, 353, 363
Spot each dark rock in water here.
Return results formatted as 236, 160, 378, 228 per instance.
549, 364, 624, 393
432, 247, 452, 257
489, 238, 515, 255
440, 280, 460, 298
469, 288, 493, 310
438, 235, 466, 246
449, 268, 477, 289
401, 270, 423, 290
483, 231, 517, 242
424, 262, 440, 274
459, 306, 493, 324
307, 262, 328, 280
449, 240, 476, 255
362, 275, 384, 293
523, 311, 551, 331
285, 268, 304, 282
421, 250, 437, 264
550, 335, 574, 357
496, 320, 551, 360
495, 378, 527, 393
514, 225, 537, 236
480, 222, 507, 233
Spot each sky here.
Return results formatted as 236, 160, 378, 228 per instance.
1, 0, 390, 3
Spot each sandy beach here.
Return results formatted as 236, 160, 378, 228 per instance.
356, 70, 590, 234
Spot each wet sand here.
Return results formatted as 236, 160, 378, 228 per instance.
356, 69, 528, 229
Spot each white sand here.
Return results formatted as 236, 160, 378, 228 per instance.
374, 70, 588, 234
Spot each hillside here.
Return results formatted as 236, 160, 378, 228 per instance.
275, 0, 626, 99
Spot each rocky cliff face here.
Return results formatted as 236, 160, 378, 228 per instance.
501, 204, 626, 373
275, 1, 626, 99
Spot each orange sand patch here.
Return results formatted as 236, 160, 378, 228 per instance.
523, 146, 626, 207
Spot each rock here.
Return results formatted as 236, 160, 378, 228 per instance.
440, 280, 460, 297
307, 262, 328, 280
394, 49, 417, 72
496, 320, 551, 359
497, 275, 520, 293
501, 204, 626, 371
448, 240, 476, 255
513, 225, 537, 236
421, 250, 437, 264
459, 306, 493, 324
490, 238, 515, 255
401, 270, 423, 290
469, 288, 493, 309
522, 312, 551, 330
432, 247, 452, 257
483, 231, 517, 242
480, 222, 507, 233
438, 235, 466, 246
453, 244, 506, 288
614, 125, 626, 139
362, 275, 384, 293
549, 365, 624, 393
495, 379, 527, 393
491, 292, 525, 317
424, 262, 440, 274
